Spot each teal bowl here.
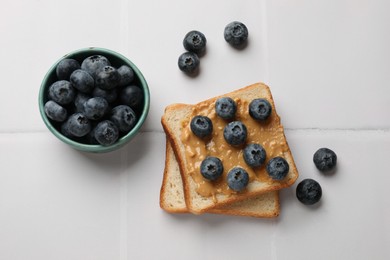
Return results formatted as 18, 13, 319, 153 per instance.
38, 47, 150, 153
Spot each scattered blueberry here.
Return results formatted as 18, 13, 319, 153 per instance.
224, 21, 249, 48
249, 98, 272, 121
44, 100, 67, 122
81, 55, 111, 78
266, 157, 289, 180
92, 87, 118, 104
94, 120, 119, 146
178, 52, 200, 75
70, 69, 94, 93
56, 58, 80, 80
117, 65, 134, 87
120, 85, 144, 108
190, 115, 213, 138
48, 80, 76, 105
227, 167, 249, 192
95, 66, 121, 90
243, 143, 266, 168
110, 105, 137, 133
200, 156, 223, 181
65, 113, 91, 137
296, 179, 322, 205
313, 148, 337, 172
183, 30, 207, 55
83, 97, 109, 120
215, 97, 237, 120
223, 121, 247, 146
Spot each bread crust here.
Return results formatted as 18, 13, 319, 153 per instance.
159, 138, 280, 218
159, 138, 188, 213
161, 83, 298, 214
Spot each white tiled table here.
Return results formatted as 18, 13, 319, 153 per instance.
1, 0, 389, 259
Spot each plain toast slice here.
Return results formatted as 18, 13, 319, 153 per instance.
160, 139, 280, 217
161, 83, 298, 214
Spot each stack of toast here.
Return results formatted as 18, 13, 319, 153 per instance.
160, 83, 298, 218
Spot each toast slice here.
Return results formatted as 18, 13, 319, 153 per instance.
161, 83, 298, 214
160, 138, 280, 218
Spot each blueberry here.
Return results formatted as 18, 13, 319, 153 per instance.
74, 92, 91, 113
296, 179, 322, 205
183, 30, 207, 55
95, 66, 121, 90
190, 115, 213, 138
70, 69, 94, 93
200, 157, 223, 181
243, 143, 266, 168
117, 65, 134, 87
178, 52, 200, 74
48, 80, 76, 105
215, 97, 237, 120
110, 105, 137, 133
94, 120, 119, 146
223, 121, 247, 146
266, 157, 289, 180
249, 98, 272, 121
61, 120, 74, 138
313, 148, 337, 172
81, 55, 111, 78
227, 167, 249, 192
120, 85, 144, 108
64, 113, 91, 137
92, 87, 118, 103
44, 100, 67, 122
83, 97, 109, 120
224, 21, 249, 48
56, 58, 80, 80
86, 128, 99, 145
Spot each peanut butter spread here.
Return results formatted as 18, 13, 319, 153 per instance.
180, 97, 289, 198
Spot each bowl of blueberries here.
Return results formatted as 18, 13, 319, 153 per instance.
38, 47, 150, 153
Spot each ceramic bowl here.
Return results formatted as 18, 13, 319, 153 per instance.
38, 47, 150, 153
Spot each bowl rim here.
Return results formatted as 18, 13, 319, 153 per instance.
38, 47, 150, 153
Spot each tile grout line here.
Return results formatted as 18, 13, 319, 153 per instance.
1, 127, 390, 135
119, 0, 130, 56
263, 4, 279, 259
261, 0, 270, 83
119, 0, 130, 259
119, 147, 128, 260
284, 127, 390, 133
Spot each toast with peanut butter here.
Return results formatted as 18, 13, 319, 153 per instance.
161, 83, 298, 214
160, 138, 280, 217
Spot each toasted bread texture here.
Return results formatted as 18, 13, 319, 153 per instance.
161, 83, 298, 214
160, 139, 280, 218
